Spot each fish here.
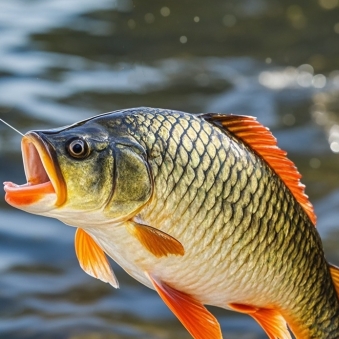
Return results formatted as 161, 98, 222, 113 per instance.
3, 107, 339, 339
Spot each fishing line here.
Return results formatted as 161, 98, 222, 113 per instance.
0, 119, 24, 136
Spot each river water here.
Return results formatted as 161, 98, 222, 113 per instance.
1, 1, 339, 338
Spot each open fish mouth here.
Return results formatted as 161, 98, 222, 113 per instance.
4, 132, 66, 207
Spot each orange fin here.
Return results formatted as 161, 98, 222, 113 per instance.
147, 273, 223, 339
329, 263, 339, 298
74, 228, 119, 288
125, 221, 184, 258
229, 303, 291, 339
201, 113, 316, 225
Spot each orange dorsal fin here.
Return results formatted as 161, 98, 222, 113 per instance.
329, 263, 339, 298
125, 221, 185, 258
229, 303, 291, 339
74, 228, 119, 288
201, 114, 316, 225
147, 273, 223, 339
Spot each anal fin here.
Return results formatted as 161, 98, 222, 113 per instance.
75, 228, 119, 288
126, 221, 184, 258
229, 303, 291, 339
147, 273, 223, 339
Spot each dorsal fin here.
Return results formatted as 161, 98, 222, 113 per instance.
200, 113, 316, 225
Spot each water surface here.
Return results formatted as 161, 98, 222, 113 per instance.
1, 1, 339, 338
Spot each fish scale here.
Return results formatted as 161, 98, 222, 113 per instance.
4, 107, 339, 338
121, 109, 339, 337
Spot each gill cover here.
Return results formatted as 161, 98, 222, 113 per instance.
105, 138, 153, 219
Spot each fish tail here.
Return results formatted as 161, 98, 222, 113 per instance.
285, 263, 339, 339
230, 264, 339, 339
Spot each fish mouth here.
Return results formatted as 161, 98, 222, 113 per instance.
4, 132, 66, 208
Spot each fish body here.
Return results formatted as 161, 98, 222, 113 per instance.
4, 107, 339, 339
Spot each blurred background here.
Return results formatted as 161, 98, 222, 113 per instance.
1, 0, 339, 338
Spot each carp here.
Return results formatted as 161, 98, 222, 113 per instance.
4, 107, 339, 339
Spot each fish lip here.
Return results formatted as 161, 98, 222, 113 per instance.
4, 132, 67, 207
24, 132, 67, 206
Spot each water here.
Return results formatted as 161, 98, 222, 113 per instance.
1, 1, 339, 338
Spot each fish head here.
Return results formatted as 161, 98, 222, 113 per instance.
4, 116, 153, 226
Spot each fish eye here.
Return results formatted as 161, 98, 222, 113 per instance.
67, 139, 89, 159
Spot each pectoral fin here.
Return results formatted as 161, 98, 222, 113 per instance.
229, 303, 291, 339
75, 228, 119, 288
147, 273, 223, 339
125, 221, 184, 258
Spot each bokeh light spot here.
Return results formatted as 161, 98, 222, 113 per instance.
222, 15, 236, 27
160, 7, 170, 17
309, 158, 321, 169
179, 36, 187, 44
145, 13, 155, 24
319, 0, 338, 9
